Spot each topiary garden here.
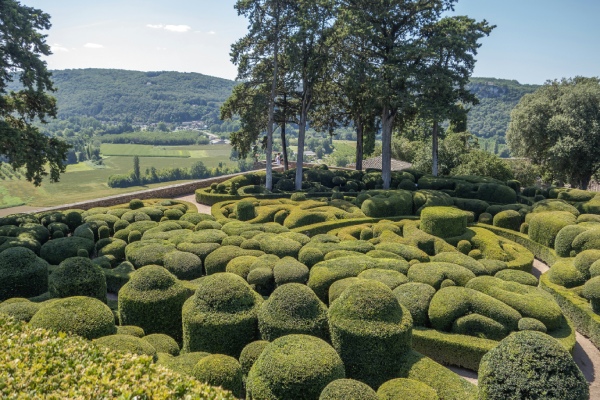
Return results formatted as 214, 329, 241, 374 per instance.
1, 168, 599, 399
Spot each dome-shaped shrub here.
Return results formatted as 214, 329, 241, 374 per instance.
247, 334, 345, 400
528, 211, 576, 248
492, 210, 521, 232
273, 257, 309, 286
0, 247, 49, 301
478, 331, 588, 400
48, 257, 107, 303
239, 340, 269, 376
258, 283, 329, 341
0, 299, 42, 322
118, 265, 189, 342
96, 237, 127, 261
357, 268, 408, 289
226, 255, 259, 279
144, 333, 180, 356
125, 240, 176, 268
116, 325, 145, 337
163, 250, 203, 280
40, 236, 95, 265
393, 282, 437, 327
319, 379, 378, 400
494, 269, 538, 286
193, 354, 244, 399
377, 378, 438, 400
328, 280, 413, 388
182, 272, 263, 357
204, 245, 264, 275
93, 334, 157, 360
29, 296, 116, 340
420, 207, 467, 239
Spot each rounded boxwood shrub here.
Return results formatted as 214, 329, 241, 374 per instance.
204, 245, 264, 275
547, 259, 587, 288
118, 265, 189, 343
407, 262, 476, 290
247, 267, 275, 296
431, 252, 487, 276
93, 334, 157, 359
273, 257, 309, 286
193, 354, 244, 399
518, 317, 547, 333
328, 277, 361, 305
492, 210, 521, 231
478, 331, 588, 400
40, 236, 95, 265
125, 240, 176, 268
377, 378, 439, 400
247, 334, 345, 400
128, 230, 142, 243
48, 257, 107, 303
360, 191, 413, 218
116, 325, 145, 337
328, 280, 413, 388
162, 250, 203, 280
29, 296, 117, 340
96, 237, 127, 261
259, 236, 302, 259
573, 249, 600, 277
494, 269, 538, 286
478, 212, 493, 224
0, 299, 42, 322
420, 207, 467, 239
240, 340, 270, 376
555, 225, 588, 257
258, 283, 329, 341
357, 268, 408, 289
528, 211, 576, 248
319, 379, 378, 400
226, 255, 259, 279
582, 276, 600, 312
236, 200, 257, 222
157, 351, 211, 377
144, 333, 180, 356
393, 282, 437, 327
572, 228, 600, 254
182, 272, 263, 357
164, 208, 184, 220
0, 247, 49, 301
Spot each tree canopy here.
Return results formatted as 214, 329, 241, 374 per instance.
0, 0, 69, 185
507, 77, 600, 189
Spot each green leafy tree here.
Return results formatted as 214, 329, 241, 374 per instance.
417, 15, 494, 176
507, 77, 600, 189
0, 0, 69, 185
338, 0, 455, 189
451, 149, 513, 181
132, 155, 140, 183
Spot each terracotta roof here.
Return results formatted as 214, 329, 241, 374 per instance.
346, 156, 412, 171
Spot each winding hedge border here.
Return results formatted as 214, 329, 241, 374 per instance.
197, 189, 339, 206
474, 223, 600, 349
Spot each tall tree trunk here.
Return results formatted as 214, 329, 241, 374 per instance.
355, 118, 363, 171
281, 121, 289, 171
381, 106, 395, 189
432, 119, 439, 176
295, 108, 307, 190
265, 3, 280, 190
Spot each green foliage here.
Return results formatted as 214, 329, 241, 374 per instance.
507, 77, 600, 189
407, 262, 476, 290
204, 245, 264, 275
0, 315, 236, 399
272, 257, 309, 286
247, 334, 345, 400
328, 280, 413, 388
117, 325, 145, 337
319, 379, 378, 400
420, 206, 467, 239
393, 282, 436, 327
29, 296, 117, 340
0, 247, 48, 300
258, 283, 329, 341
193, 354, 244, 399
555, 225, 588, 257
492, 210, 521, 231
93, 334, 157, 360
40, 236, 95, 265
360, 190, 413, 218
48, 257, 107, 303
0, 298, 41, 322
478, 331, 588, 400
118, 265, 189, 343
528, 211, 576, 248
125, 239, 176, 268
240, 340, 270, 376
377, 378, 439, 400
182, 272, 263, 357
494, 269, 538, 286
163, 250, 203, 280
451, 150, 514, 182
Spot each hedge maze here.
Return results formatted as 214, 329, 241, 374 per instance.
1, 167, 600, 398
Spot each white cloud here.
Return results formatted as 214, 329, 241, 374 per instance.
156, 47, 167, 51
164, 24, 191, 33
84, 43, 104, 49
147, 23, 191, 33
51, 44, 69, 53
207, 30, 216, 35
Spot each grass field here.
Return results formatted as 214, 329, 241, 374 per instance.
0, 144, 236, 208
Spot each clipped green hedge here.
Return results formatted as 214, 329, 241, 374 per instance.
377, 378, 439, 400
193, 354, 244, 399
328, 280, 413, 388
257, 283, 329, 342
320, 379, 378, 400
528, 211, 576, 249
247, 334, 345, 400
118, 265, 189, 343
182, 272, 263, 357
0, 315, 234, 399
48, 257, 107, 303
0, 247, 49, 301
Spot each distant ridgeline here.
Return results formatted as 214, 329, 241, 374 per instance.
5, 70, 537, 140
6, 68, 236, 125
466, 77, 539, 139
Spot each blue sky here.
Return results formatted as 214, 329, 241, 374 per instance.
25, 0, 600, 84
